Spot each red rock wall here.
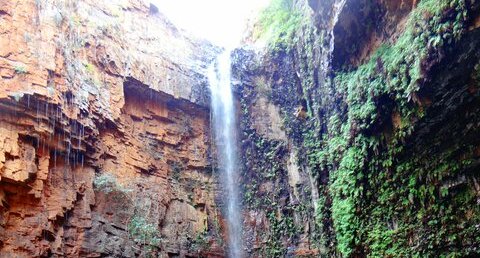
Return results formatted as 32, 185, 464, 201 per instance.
0, 0, 223, 257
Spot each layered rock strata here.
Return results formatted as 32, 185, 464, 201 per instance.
0, 0, 223, 257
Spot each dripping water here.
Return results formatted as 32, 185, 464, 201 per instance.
208, 50, 243, 258
319, 0, 347, 75
327, 0, 347, 66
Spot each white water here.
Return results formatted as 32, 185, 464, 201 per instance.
330, 0, 347, 51
208, 50, 243, 258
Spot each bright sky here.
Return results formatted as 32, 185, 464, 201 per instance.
149, 0, 270, 47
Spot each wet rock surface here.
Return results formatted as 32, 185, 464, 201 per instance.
233, 0, 480, 256
0, 0, 223, 257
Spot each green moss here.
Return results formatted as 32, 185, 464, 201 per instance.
253, 0, 305, 50
313, 193, 327, 248
239, 76, 316, 255
336, 0, 469, 124
83, 62, 96, 74
240, 129, 287, 209
241, 0, 477, 256
262, 210, 301, 256
306, 0, 474, 256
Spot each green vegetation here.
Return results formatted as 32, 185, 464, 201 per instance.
128, 215, 162, 254
256, 209, 303, 257
82, 61, 104, 87
308, 0, 476, 256
238, 72, 314, 256
253, 0, 305, 50
83, 62, 96, 74
170, 161, 182, 181
190, 230, 209, 252
312, 191, 328, 249
94, 173, 161, 256
244, 0, 480, 256
239, 91, 285, 210
14, 64, 28, 74
93, 173, 132, 195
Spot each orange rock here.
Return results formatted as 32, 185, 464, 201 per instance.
0, 0, 222, 256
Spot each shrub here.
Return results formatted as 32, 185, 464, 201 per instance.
93, 173, 132, 195
128, 214, 162, 257
128, 215, 161, 246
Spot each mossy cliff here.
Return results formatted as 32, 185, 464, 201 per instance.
234, 0, 480, 256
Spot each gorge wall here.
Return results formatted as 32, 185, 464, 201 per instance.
1, 0, 480, 257
234, 0, 480, 257
0, 0, 224, 257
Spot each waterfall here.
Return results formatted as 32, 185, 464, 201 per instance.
208, 50, 243, 258
328, 0, 347, 63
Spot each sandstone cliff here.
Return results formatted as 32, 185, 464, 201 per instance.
0, 0, 224, 257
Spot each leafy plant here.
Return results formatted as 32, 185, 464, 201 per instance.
128, 215, 161, 256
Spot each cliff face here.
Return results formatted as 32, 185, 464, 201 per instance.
0, 0, 224, 257
234, 0, 480, 256
2, 0, 480, 257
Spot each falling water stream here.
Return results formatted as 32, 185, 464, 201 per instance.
208, 50, 243, 258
